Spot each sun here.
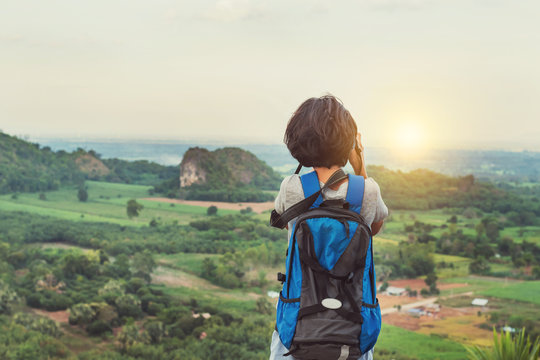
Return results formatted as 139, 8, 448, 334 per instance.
394, 122, 425, 152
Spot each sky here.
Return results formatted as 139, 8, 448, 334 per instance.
1, 0, 539, 151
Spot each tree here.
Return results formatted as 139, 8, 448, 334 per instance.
463, 208, 477, 219
240, 207, 253, 215
255, 298, 272, 315
476, 222, 486, 238
533, 266, 540, 280
201, 257, 217, 280
486, 222, 500, 242
13, 313, 62, 338
117, 324, 149, 352
400, 243, 435, 277
132, 250, 156, 283
62, 252, 99, 279
78, 187, 88, 202
126, 199, 143, 219
99, 280, 125, 297
145, 321, 166, 344
0, 280, 18, 314
69, 303, 99, 325
424, 272, 437, 287
424, 272, 439, 294
115, 294, 142, 318
469, 256, 491, 274
207, 205, 218, 216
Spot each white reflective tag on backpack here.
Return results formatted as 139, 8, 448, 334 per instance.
321, 298, 342, 309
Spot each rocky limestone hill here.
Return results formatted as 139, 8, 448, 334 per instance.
180, 147, 282, 190
172, 147, 282, 202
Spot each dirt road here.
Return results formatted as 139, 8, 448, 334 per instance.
143, 198, 275, 213
380, 291, 474, 315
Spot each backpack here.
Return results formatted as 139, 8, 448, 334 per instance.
270, 168, 381, 360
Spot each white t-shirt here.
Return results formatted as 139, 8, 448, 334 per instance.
274, 173, 388, 239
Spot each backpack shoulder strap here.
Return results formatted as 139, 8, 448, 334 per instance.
300, 171, 323, 209
269, 169, 348, 229
345, 175, 365, 212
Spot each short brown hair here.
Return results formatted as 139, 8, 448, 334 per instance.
284, 95, 357, 168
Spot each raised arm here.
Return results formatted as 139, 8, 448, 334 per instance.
348, 132, 367, 178
349, 133, 387, 235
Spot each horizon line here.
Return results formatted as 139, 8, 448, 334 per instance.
3, 130, 540, 154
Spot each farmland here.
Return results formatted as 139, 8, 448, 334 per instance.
0, 181, 238, 226
1, 178, 539, 359
376, 324, 466, 360
480, 281, 540, 305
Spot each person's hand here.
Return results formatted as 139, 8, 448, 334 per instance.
349, 133, 367, 178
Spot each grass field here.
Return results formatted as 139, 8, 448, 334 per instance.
382, 209, 478, 242
157, 252, 220, 275
480, 281, 540, 305
377, 324, 466, 360
434, 254, 472, 278
151, 283, 259, 315
385, 210, 540, 246
415, 314, 492, 347
0, 181, 238, 226
500, 226, 540, 245
156, 251, 284, 293
439, 275, 524, 297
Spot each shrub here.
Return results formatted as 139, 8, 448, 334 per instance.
87, 320, 112, 336
207, 206, 218, 216
78, 188, 88, 202
466, 328, 540, 360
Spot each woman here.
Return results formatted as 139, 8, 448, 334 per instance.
270, 95, 388, 360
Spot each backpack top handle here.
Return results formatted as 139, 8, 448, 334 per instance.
270, 167, 348, 229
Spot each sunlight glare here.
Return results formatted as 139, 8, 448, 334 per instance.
393, 121, 426, 154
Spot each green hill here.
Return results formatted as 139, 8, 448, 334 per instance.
0, 132, 85, 193
0, 132, 177, 194
369, 165, 540, 222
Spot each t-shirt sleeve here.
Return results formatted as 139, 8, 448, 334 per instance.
274, 175, 304, 215
370, 179, 388, 223
274, 176, 290, 215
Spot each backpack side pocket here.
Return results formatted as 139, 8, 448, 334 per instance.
276, 292, 301, 349
359, 299, 381, 354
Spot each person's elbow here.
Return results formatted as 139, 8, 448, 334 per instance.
371, 220, 384, 236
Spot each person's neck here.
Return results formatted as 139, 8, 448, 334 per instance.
313, 165, 347, 190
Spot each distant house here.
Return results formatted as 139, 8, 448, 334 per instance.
472, 298, 489, 306
502, 326, 516, 333
407, 308, 425, 317
386, 286, 406, 296
192, 312, 211, 319
267, 291, 279, 299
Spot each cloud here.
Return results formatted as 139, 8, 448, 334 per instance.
0, 33, 24, 42
163, 8, 179, 24
202, 0, 266, 22
362, 0, 436, 11
0, 32, 122, 50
